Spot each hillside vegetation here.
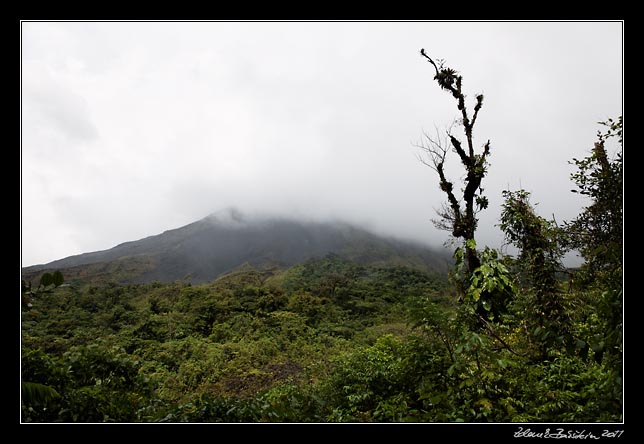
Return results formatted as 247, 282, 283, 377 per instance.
21, 253, 620, 422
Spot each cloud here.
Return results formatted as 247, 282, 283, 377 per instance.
22, 63, 99, 143
20, 22, 622, 267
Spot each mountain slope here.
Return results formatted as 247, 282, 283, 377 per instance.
22, 209, 451, 284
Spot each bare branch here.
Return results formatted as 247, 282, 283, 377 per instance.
416, 153, 440, 172
414, 127, 449, 173
414, 127, 463, 235
419, 48, 439, 77
431, 203, 457, 232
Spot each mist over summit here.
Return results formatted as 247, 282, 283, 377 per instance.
23, 209, 452, 284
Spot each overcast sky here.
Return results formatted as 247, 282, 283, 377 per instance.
21, 21, 623, 267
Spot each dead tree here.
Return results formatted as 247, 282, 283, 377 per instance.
417, 49, 491, 274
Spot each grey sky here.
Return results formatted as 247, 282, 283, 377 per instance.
21, 21, 623, 267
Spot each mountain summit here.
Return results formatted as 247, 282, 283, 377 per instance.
23, 209, 451, 284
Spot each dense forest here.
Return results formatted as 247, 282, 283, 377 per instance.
21, 54, 622, 424
20, 230, 622, 423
